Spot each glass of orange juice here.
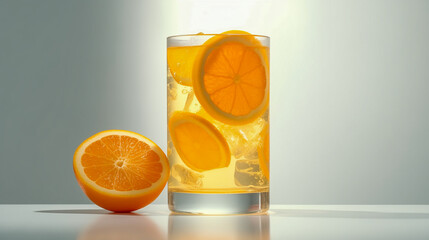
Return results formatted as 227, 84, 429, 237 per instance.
167, 31, 269, 214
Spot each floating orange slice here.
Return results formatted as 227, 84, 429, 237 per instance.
73, 130, 169, 212
167, 46, 200, 86
258, 125, 270, 179
193, 31, 269, 125
168, 111, 231, 172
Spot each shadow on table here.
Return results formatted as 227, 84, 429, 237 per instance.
271, 208, 429, 219
35, 209, 167, 216
35, 209, 111, 215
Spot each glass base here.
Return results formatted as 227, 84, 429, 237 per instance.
168, 191, 269, 214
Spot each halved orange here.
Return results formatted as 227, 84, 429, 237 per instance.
167, 46, 200, 86
168, 111, 231, 172
258, 125, 270, 179
193, 31, 269, 125
73, 130, 169, 212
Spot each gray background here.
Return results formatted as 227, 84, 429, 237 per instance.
0, 0, 428, 204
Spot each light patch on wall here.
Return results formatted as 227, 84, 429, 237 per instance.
174, 0, 272, 34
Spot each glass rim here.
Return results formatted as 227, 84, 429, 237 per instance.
167, 33, 270, 40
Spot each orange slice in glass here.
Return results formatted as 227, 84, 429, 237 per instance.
258, 125, 270, 179
168, 111, 231, 172
73, 130, 169, 212
193, 31, 269, 125
167, 46, 200, 86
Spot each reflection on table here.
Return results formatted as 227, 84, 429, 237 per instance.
76, 213, 165, 240
75, 211, 270, 240
168, 213, 270, 240
3, 205, 428, 240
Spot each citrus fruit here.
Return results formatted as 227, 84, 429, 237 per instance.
168, 111, 230, 172
258, 125, 269, 179
192, 31, 269, 125
167, 46, 200, 86
73, 130, 169, 212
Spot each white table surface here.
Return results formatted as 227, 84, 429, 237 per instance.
1, 204, 429, 239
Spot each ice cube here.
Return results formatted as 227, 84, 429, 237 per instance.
167, 140, 174, 158
189, 100, 201, 113
234, 159, 268, 187
219, 118, 266, 159
182, 90, 194, 112
171, 164, 203, 188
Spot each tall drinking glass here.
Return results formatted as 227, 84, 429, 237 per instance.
167, 33, 269, 214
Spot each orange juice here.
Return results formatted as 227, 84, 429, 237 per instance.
167, 32, 269, 214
